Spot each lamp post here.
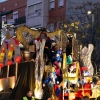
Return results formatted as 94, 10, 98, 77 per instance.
87, 10, 94, 43
92, 14, 94, 36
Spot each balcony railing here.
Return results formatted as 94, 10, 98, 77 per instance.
14, 16, 26, 25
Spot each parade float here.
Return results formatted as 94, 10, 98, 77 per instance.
0, 24, 100, 100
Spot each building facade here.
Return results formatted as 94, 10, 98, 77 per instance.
48, 0, 66, 31
26, 0, 49, 28
26, 0, 66, 31
0, 0, 26, 29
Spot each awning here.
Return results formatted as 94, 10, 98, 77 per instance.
0, 10, 13, 16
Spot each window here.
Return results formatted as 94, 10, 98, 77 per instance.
28, 2, 42, 18
58, 0, 64, 7
15, 3, 18, 7
3, 7, 5, 10
2, 15, 6, 23
7, 19, 15, 24
13, 11, 18, 19
49, 0, 55, 9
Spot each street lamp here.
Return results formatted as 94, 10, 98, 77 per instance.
87, 10, 92, 15
87, 10, 94, 42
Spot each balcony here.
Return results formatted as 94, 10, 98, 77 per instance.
14, 16, 26, 25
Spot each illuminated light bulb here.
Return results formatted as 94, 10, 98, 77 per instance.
34, 89, 43, 99
0, 85, 3, 92
11, 45, 13, 47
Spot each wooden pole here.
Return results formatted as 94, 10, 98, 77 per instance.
0, 68, 1, 78
62, 53, 67, 100
7, 65, 9, 78
0, 68, 1, 74
15, 63, 18, 81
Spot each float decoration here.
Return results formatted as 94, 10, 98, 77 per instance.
0, 43, 6, 74
34, 39, 46, 99
80, 44, 94, 76
1, 24, 14, 78
7, 38, 21, 80
16, 26, 62, 49
1, 23, 21, 80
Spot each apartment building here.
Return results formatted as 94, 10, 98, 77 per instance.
26, 0, 49, 28
0, 0, 26, 29
48, 0, 66, 31
26, 0, 66, 31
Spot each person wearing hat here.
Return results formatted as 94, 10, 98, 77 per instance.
37, 31, 52, 65
52, 50, 62, 63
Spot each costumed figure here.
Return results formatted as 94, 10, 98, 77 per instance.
68, 64, 76, 74
53, 61, 63, 84
43, 71, 58, 86
45, 61, 63, 100
52, 50, 62, 68
83, 77, 92, 97
37, 31, 52, 65
67, 63, 76, 78
67, 55, 72, 65
42, 72, 58, 100
52, 50, 62, 62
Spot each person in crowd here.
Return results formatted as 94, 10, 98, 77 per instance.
23, 90, 35, 100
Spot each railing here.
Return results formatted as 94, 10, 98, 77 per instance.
14, 16, 26, 25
